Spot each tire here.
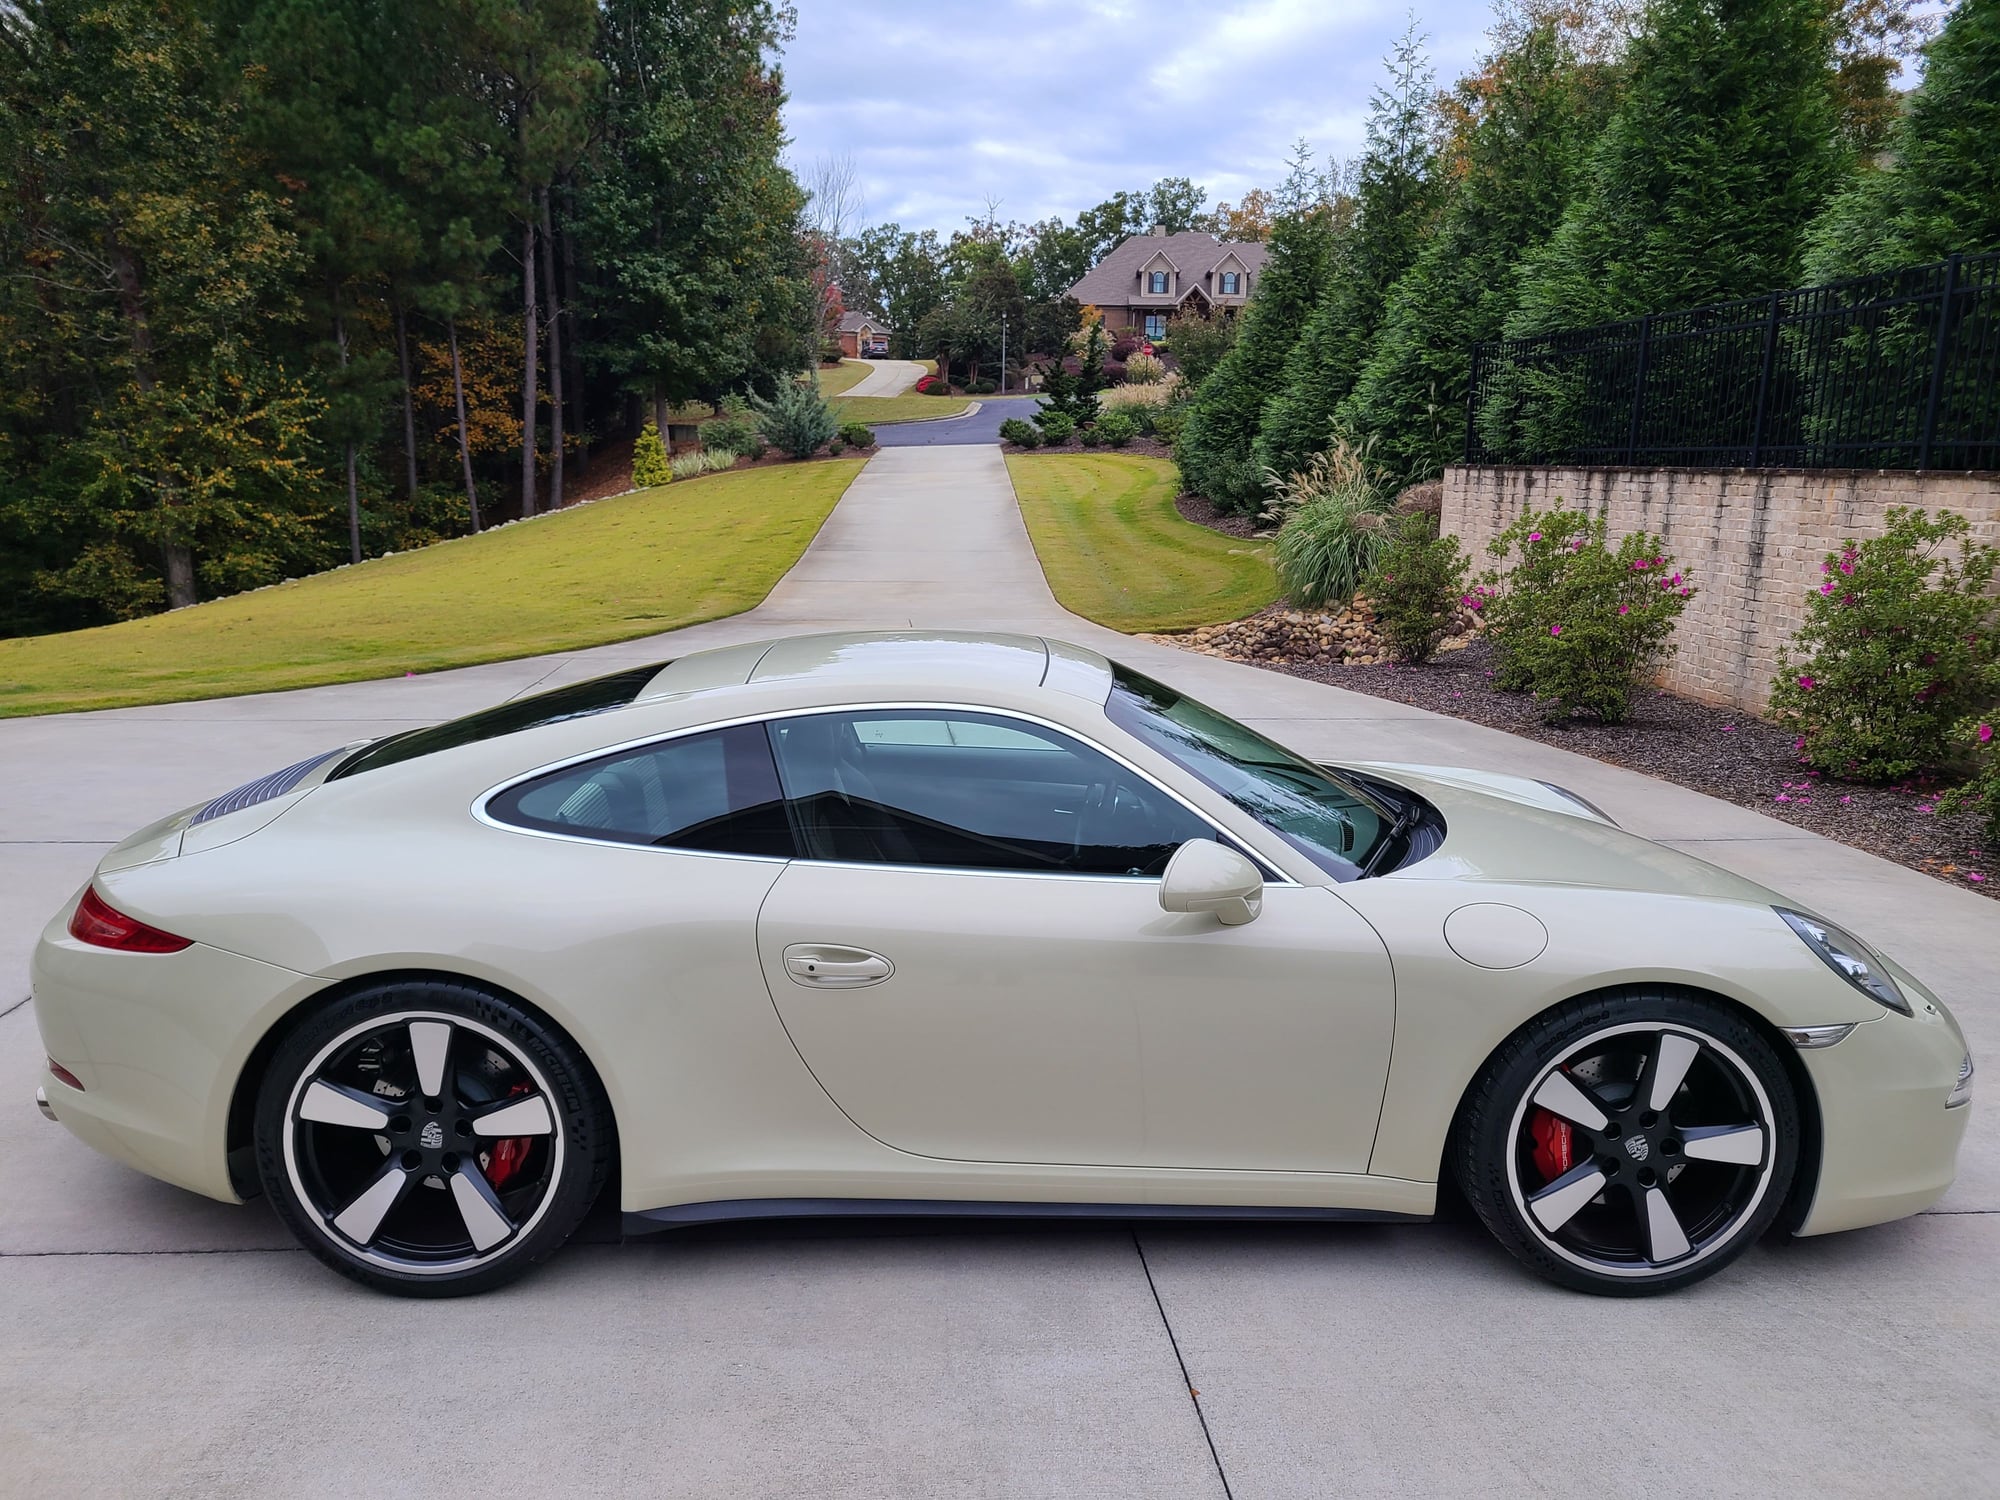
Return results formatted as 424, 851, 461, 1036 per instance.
1452, 988, 1799, 1296
254, 978, 612, 1297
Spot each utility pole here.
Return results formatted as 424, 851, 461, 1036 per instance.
1000, 313, 1008, 395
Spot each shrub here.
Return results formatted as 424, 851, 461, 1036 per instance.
701, 413, 762, 458
1938, 718, 2000, 845
837, 421, 876, 449
1152, 406, 1188, 447
1110, 336, 1140, 361
668, 448, 735, 480
969, 378, 997, 394
828, 439, 846, 456
631, 422, 672, 487
1770, 508, 2000, 781
1480, 502, 1691, 723
1100, 358, 1128, 385
1372, 515, 1470, 665
1123, 351, 1166, 385
1095, 409, 1139, 448
750, 378, 839, 459
1036, 410, 1076, 445
998, 417, 1042, 448
1079, 424, 1103, 448
918, 375, 958, 395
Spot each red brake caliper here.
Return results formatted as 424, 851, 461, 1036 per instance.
1529, 1107, 1574, 1184
482, 1081, 535, 1190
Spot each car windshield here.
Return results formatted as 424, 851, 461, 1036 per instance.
327, 664, 667, 780
1104, 665, 1394, 880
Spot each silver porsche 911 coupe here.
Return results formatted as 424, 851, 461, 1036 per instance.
32, 633, 1972, 1296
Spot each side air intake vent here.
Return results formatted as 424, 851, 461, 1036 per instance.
191, 747, 347, 825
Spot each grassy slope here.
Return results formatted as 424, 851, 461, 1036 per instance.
835, 394, 972, 425
1, 460, 865, 718
1006, 453, 1278, 633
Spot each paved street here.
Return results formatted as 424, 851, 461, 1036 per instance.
873, 393, 1042, 445
2, 444, 1994, 1497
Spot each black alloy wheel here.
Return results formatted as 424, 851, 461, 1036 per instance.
255, 979, 610, 1296
1455, 989, 1799, 1295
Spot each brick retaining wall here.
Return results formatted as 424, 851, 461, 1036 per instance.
1441, 466, 2000, 713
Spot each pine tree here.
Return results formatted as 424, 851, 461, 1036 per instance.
1174, 147, 1337, 510
1253, 28, 1440, 486
1804, 0, 2000, 280
1338, 12, 1618, 483
1507, 0, 1845, 335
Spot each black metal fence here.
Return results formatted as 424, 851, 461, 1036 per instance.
1464, 251, 2000, 471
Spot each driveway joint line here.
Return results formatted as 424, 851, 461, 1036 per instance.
1, 993, 32, 1020
1133, 1231, 1234, 1500
0, 1246, 303, 1259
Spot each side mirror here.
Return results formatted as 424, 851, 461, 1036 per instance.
1159, 840, 1264, 927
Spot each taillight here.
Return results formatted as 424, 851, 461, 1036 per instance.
68, 887, 192, 953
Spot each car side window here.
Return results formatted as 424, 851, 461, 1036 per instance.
488, 723, 794, 857
766, 709, 1214, 876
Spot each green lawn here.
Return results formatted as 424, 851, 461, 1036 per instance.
816, 360, 872, 397
0, 460, 865, 718
835, 393, 972, 425
1006, 453, 1278, 633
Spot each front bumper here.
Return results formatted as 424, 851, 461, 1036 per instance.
1793, 995, 1971, 1236
31, 902, 324, 1204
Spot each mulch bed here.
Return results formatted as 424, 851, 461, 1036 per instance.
1269, 638, 1995, 897
1173, 491, 1265, 538
1165, 490, 1994, 895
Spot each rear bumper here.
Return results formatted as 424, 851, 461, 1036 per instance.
1794, 1003, 1971, 1236
31, 907, 324, 1204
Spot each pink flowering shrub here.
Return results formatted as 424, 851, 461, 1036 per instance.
1480, 501, 1690, 723
1940, 720, 2000, 843
1371, 514, 1469, 665
1770, 508, 1999, 782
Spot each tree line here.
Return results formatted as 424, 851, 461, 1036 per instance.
0, 0, 811, 636
1170, 0, 1998, 511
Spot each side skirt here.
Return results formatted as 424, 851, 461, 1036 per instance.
623, 1197, 1432, 1238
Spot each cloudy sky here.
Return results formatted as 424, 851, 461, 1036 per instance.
781, 0, 1496, 235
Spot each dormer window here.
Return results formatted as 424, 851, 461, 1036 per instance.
1219, 271, 1241, 295
1147, 271, 1169, 295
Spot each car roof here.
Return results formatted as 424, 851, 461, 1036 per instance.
635, 631, 1114, 704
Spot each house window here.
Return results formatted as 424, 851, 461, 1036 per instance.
1219, 271, 1241, 295
1147, 271, 1169, 295
1144, 314, 1167, 340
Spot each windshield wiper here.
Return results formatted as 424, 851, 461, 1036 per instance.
1359, 802, 1421, 878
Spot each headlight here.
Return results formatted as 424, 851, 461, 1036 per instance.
1775, 907, 1911, 1015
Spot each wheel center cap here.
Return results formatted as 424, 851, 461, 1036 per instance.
419, 1120, 445, 1150
1623, 1132, 1651, 1162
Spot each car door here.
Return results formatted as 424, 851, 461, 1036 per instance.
753, 708, 1396, 1173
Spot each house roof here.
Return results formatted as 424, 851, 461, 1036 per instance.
1066, 232, 1269, 307
837, 310, 888, 333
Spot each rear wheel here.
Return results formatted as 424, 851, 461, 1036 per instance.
1454, 990, 1798, 1295
254, 979, 611, 1297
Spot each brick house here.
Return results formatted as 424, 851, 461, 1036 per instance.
837, 311, 893, 359
1065, 230, 1268, 340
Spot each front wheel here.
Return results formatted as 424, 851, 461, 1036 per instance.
254, 979, 612, 1297
1453, 990, 1799, 1295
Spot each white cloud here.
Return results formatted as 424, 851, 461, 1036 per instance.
781, 0, 1494, 233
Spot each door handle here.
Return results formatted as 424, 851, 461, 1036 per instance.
782, 944, 894, 988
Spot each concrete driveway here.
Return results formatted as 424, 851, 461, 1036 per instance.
3, 445, 1994, 1497
839, 357, 925, 397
